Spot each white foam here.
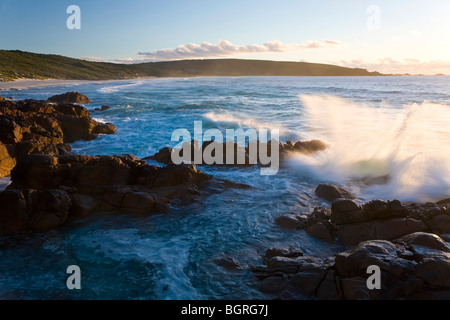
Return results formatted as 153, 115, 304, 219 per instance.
98, 81, 145, 94
0, 177, 10, 190
289, 94, 450, 202
77, 228, 200, 299
204, 111, 284, 132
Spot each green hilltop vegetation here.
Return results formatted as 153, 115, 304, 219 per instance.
0, 49, 383, 81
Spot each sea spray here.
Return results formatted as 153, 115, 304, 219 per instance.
289, 94, 450, 202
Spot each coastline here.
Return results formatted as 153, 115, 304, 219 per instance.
0, 77, 155, 91
0, 79, 103, 90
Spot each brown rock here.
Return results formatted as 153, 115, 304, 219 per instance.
275, 214, 306, 230
330, 199, 365, 225
0, 142, 16, 177
0, 190, 29, 233
294, 140, 327, 154
315, 184, 355, 202
335, 218, 427, 244
340, 277, 371, 300
70, 194, 99, 217
306, 222, 334, 242
47, 92, 91, 104
264, 247, 304, 262
415, 254, 450, 287
92, 122, 116, 135
316, 271, 339, 300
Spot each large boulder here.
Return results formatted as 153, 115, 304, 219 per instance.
0, 189, 71, 233
330, 199, 364, 225
315, 184, 355, 202
0, 153, 238, 233
255, 233, 450, 300
302, 199, 449, 245
335, 217, 427, 245
0, 96, 116, 176
148, 139, 328, 167
0, 142, 16, 177
47, 92, 91, 104
293, 140, 327, 154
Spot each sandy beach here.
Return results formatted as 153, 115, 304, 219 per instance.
0, 79, 120, 91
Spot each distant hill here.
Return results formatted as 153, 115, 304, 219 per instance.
0, 50, 383, 81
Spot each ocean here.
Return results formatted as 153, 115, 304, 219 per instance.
1, 76, 450, 299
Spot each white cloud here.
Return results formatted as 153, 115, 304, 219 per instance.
137, 39, 344, 61
340, 58, 450, 75
81, 56, 105, 62
114, 57, 136, 64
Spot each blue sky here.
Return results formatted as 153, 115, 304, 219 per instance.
1, 0, 449, 74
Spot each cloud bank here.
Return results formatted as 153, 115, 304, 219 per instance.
340, 58, 450, 75
137, 39, 344, 61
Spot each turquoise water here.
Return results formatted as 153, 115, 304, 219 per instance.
1, 76, 450, 299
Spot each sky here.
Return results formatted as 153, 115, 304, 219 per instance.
0, 0, 450, 74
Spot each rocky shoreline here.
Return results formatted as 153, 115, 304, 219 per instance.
0, 92, 449, 300
0, 92, 249, 233
252, 183, 450, 299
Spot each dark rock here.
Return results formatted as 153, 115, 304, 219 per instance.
47, 92, 91, 104
330, 199, 364, 225
101, 105, 110, 111
306, 222, 334, 242
0, 190, 29, 233
415, 254, 450, 287
293, 140, 327, 154
397, 232, 450, 253
437, 198, 450, 205
70, 194, 99, 217
275, 214, 307, 230
92, 122, 117, 135
0, 189, 71, 233
316, 271, 339, 300
29, 190, 71, 232
335, 217, 427, 245
340, 277, 372, 300
1, 153, 238, 232
145, 147, 173, 165
266, 255, 325, 275
264, 247, 304, 262
0, 142, 16, 177
213, 254, 242, 270
429, 214, 450, 234
150, 138, 327, 167
315, 184, 355, 202
255, 232, 450, 299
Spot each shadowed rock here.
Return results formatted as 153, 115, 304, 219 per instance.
255, 232, 450, 300
315, 184, 355, 202
47, 92, 91, 104
0, 154, 247, 233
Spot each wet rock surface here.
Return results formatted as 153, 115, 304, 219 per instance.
147, 139, 327, 166
0, 154, 245, 233
0, 94, 116, 177
254, 233, 450, 300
